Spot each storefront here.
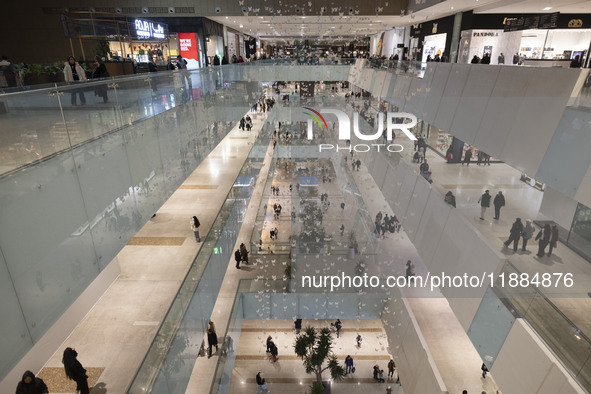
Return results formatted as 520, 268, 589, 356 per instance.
370, 28, 407, 58
107, 18, 173, 65
458, 12, 591, 66
426, 126, 454, 157
410, 14, 456, 62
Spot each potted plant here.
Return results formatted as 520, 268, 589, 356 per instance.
294, 326, 345, 394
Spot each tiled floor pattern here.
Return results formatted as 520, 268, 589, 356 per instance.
36, 367, 104, 393
228, 319, 402, 394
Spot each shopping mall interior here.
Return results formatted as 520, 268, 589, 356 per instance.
1, 1, 591, 394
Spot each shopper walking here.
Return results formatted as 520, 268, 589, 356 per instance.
63, 56, 87, 106
269, 340, 278, 362
521, 220, 534, 251
462, 148, 472, 166
240, 243, 249, 264
256, 372, 269, 393
535, 224, 552, 257
493, 191, 505, 220
345, 355, 354, 375
207, 320, 219, 358
15, 370, 48, 394
388, 359, 396, 378
191, 216, 201, 242
62, 347, 89, 394
234, 249, 242, 269
477, 190, 491, 220
503, 218, 523, 251
547, 224, 559, 256
481, 363, 489, 378
92, 55, 109, 102
356, 334, 362, 348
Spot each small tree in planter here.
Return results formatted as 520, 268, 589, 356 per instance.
294, 326, 345, 394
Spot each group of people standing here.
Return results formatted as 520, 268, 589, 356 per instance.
477, 190, 505, 220
239, 115, 252, 131
234, 243, 249, 269
504, 219, 559, 257
375, 211, 400, 238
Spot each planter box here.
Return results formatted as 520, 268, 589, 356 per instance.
24, 73, 65, 86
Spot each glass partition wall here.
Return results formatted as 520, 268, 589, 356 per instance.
0, 68, 261, 382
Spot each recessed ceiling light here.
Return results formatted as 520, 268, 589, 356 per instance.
543, 6, 552, 10
240, 24, 244, 28
225, 16, 228, 19
451, 6, 454, 10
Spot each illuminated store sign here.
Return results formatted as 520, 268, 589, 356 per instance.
135, 19, 165, 39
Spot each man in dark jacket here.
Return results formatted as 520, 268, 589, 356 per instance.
493, 191, 505, 220
504, 218, 523, 251
478, 190, 491, 220
234, 249, 241, 269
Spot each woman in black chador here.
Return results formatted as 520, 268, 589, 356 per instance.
62, 347, 89, 394
15, 370, 48, 394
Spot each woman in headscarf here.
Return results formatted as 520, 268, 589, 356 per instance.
15, 370, 48, 394
62, 347, 89, 394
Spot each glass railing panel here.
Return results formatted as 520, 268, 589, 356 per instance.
495, 261, 591, 391
127, 123, 269, 394
567, 68, 591, 110
0, 86, 68, 173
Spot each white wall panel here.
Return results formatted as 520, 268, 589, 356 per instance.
433, 64, 470, 132
385, 73, 398, 99
413, 192, 452, 269
537, 107, 591, 199
395, 165, 419, 219
473, 66, 531, 155
382, 164, 402, 212
493, 319, 586, 394
370, 153, 389, 189
574, 163, 591, 209
537, 364, 585, 394
403, 76, 427, 115
384, 163, 408, 213
450, 65, 500, 145
390, 74, 412, 108
371, 70, 387, 96
500, 68, 579, 175
403, 178, 432, 242
381, 298, 447, 394
381, 73, 393, 98
411, 63, 436, 118
422, 63, 452, 124
539, 187, 579, 230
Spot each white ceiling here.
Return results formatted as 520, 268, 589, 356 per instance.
210, 0, 591, 44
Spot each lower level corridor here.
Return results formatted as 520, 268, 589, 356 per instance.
16, 109, 267, 394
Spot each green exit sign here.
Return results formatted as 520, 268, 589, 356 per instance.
213, 247, 223, 254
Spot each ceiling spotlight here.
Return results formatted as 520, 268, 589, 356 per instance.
240, 24, 244, 28
543, 6, 552, 10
